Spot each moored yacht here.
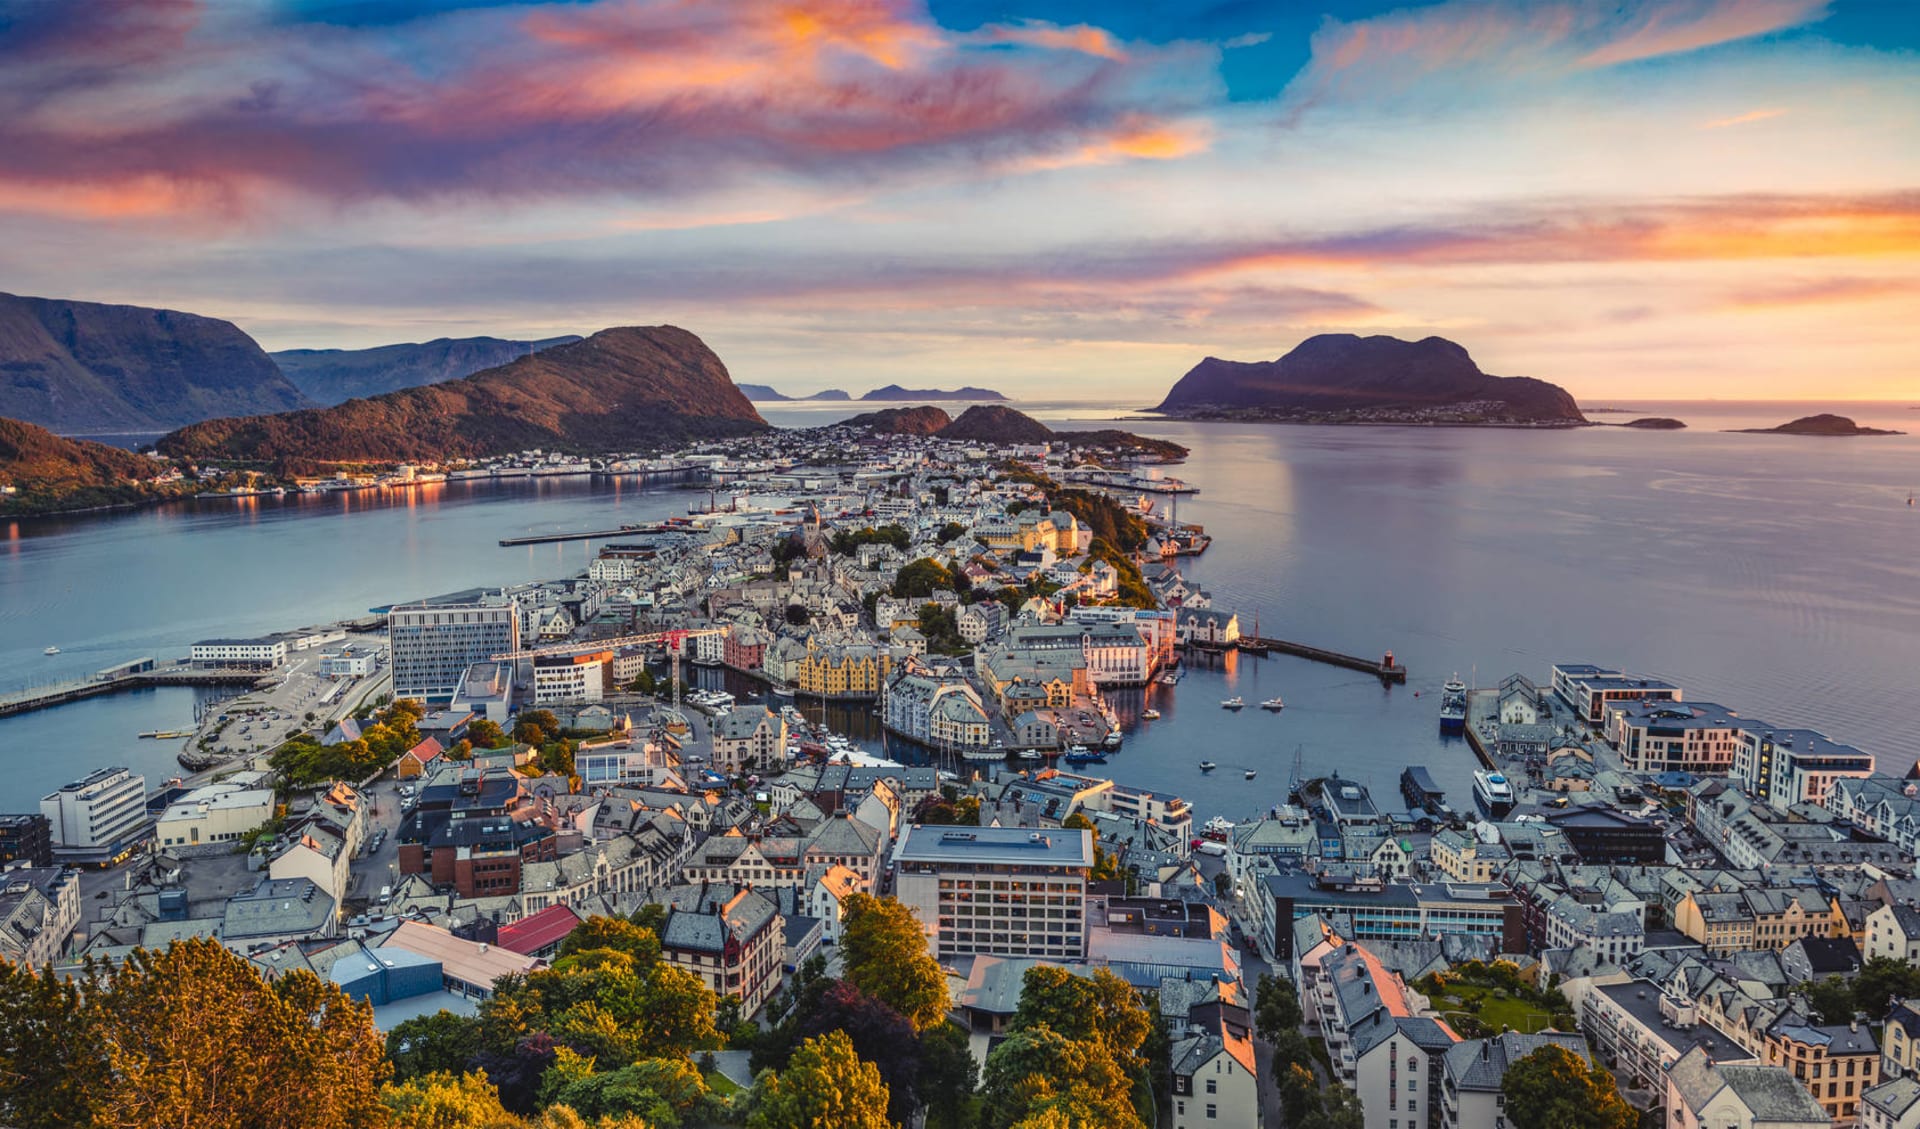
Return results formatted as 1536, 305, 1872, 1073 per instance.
1473, 769, 1516, 818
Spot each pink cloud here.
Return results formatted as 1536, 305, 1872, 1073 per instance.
969, 21, 1129, 61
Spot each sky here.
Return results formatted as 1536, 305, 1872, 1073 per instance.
0, 0, 1916, 401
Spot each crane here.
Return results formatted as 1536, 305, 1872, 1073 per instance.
490, 626, 726, 713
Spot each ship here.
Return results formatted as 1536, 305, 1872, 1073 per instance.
43, 646, 59, 656
1439, 675, 1468, 732
1221, 697, 1244, 710
1201, 816, 1234, 841
1260, 697, 1285, 711
1473, 769, 1516, 819
1198, 760, 1218, 772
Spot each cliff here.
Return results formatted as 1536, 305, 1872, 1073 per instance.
0, 292, 308, 433
273, 336, 581, 406
159, 326, 768, 467
1155, 334, 1585, 424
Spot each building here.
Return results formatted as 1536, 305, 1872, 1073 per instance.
1250, 871, 1526, 962
1735, 728, 1875, 808
221, 877, 336, 951
1170, 1001, 1260, 1129
1828, 776, 1920, 858
1672, 886, 1840, 956
1865, 903, 1920, 963
1664, 1046, 1829, 1129
1353, 1011, 1457, 1129
153, 783, 274, 850
956, 600, 1007, 644
1763, 1020, 1879, 1123
189, 637, 288, 670
656, 884, 785, 1017
1605, 700, 1746, 774
712, 706, 786, 775
1550, 663, 1682, 723
318, 652, 373, 677
883, 664, 991, 750
795, 643, 892, 698
1175, 608, 1240, 648
1583, 980, 1761, 1107
1883, 1001, 1920, 1080
1863, 1077, 1920, 1129
41, 767, 149, 863
1441, 1032, 1596, 1129
893, 825, 1094, 960
0, 866, 80, 967
378, 919, 545, 1000
1545, 807, 1667, 864
388, 597, 520, 702
0, 814, 52, 867
449, 662, 515, 724
532, 651, 610, 705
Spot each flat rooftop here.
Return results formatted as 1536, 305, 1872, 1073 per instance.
896, 825, 1094, 868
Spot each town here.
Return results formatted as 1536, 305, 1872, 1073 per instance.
1, 422, 1913, 1129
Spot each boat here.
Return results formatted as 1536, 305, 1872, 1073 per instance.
1015, 750, 1045, 762
42, 646, 59, 656
1142, 708, 1161, 720
1244, 770, 1258, 780
1201, 816, 1234, 841
1260, 697, 1285, 711
1063, 747, 1106, 765
1221, 697, 1244, 710
1198, 760, 1218, 772
1473, 769, 1516, 819
1101, 730, 1123, 749
1158, 673, 1179, 686
1439, 675, 1468, 733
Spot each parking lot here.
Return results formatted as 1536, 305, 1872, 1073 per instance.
190, 630, 388, 760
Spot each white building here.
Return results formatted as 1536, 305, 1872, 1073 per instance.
712, 706, 786, 775
1170, 1006, 1260, 1129
41, 767, 148, 861
154, 783, 275, 850
531, 651, 609, 705
450, 661, 514, 724
1733, 728, 1875, 808
893, 825, 1093, 960
190, 637, 288, 670
1664, 1046, 1829, 1129
388, 597, 520, 702
1441, 1032, 1597, 1129
1866, 903, 1920, 963
1352, 1011, 1458, 1129
318, 652, 373, 677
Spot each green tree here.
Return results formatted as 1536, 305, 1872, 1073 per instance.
1253, 973, 1305, 1045
1010, 966, 1149, 1061
937, 522, 968, 544
543, 1054, 712, 1126
1803, 976, 1857, 1024
467, 719, 508, 749
979, 1024, 1143, 1129
93, 937, 390, 1129
748, 1029, 891, 1129
841, 893, 950, 1031
558, 917, 662, 965
1853, 956, 1920, 1020
918, 1020, 979, 1129
0, 961, 107, 1128
1299, 1083, 1366, 1129
387, 1009, 484, 1082
381, 1070, 522, 1129
1501, 1044, 1635, 1129
892, 558, 958, 599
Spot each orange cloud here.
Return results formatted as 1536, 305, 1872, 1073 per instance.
1704, 108, 1788, 128
1723, 277, 1917, 310
1578, 0, 1829, 68
972, 21, 1128, 61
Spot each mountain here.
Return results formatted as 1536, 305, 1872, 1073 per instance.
159, 326, 768, 467
1155, 334, 1585, 424
842, 406, 952, 434
0, 292, 309, 433
806, 389, 852, 401
738, 383, 791, 401
861, 384, 1008, 402
272, 336, 581, 406
1733, 414, 1902, 436
936, 405, 1055, 443
0, 415, 182, 515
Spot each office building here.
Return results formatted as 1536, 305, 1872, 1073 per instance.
190, 637, 288, 670
41, 767, 149, 863
0, 814, 52, 867
893, 825, 1094, 960
388, 596, 520, 702
532, 650, 610, 705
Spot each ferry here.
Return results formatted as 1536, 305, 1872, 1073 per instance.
1260, 697, 1285, 711
1201, 816, 1234, 841
1473, 770, 1516, 819
1221, 697, 1244, 710
1141, 708, 1161, 720
1439, 675, 1468, 732
43, 646, 59, 656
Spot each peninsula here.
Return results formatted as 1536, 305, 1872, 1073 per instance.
1154, 334, 1585, 426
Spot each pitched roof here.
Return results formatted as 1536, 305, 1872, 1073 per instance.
496, 905, 582, 956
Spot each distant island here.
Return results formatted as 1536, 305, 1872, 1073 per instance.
0, 292, 309, 433
159, 326, 768, 470
926, 405, 1188, 459
1731, 414, 1903, 436
737, 384, 852, 402
1620, 417, 1686, 430
860, 384, 1008, 402
273, 335, 581, 406
1154, 334, 1585, 426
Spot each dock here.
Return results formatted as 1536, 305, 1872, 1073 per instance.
0, 661, 264, 719
1234, 636, 1407, 682
500, 523, 672, 547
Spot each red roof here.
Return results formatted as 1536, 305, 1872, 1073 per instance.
497, 904, 582, 956
404, 737, 444, 765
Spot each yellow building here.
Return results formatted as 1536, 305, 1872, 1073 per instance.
1673, 887, 1840, 956
1763, 1020, 1879, 1123
796, 644, 893, 698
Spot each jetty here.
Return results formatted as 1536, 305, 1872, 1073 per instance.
1235, 636, 1407, 683
0, 659, 264, 719
500, 523, 673, 547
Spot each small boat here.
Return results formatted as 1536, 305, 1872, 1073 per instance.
1101, 730, 1122, 749
1158, 673, 1179, 685
1244, 770, 1258, 780
43, 646, 60, 656
1199, 760, 1218, 772
1016, 750, 1045, 762
1201, 816, 1234, 840
1141, 708, 1161, 720
1260, 697, 1285, 711
1221, 697, 1244, 710
1063, 747, 1106, 765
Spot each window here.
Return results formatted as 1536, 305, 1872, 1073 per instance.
1205, 1080, 1216, 1094
1205, 1105, 1216, 1120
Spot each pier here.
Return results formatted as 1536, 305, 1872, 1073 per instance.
500, 523, 673, 547
0, 661, 264, 719
1234, 636, 1408, 682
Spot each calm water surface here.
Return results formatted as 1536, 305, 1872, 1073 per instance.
3, 400, 1916, 818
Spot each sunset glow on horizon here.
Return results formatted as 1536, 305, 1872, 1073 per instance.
1, 0, 1916, 400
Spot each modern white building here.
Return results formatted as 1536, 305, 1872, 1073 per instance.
190, 637, 288, 670
388, 596, 520, 702
893, 825, 1093, 960
154, 783, 275, 850
449, 661, 514, 724
318, 652, 373, 677
531, 651, 609, 705
1733, 728, 1875, 808
41, 767, 148, 862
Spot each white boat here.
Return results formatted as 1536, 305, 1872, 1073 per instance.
43, 646, 59, 656
1198, 760, 1218, 772
1016, 750, 1045, 762
1244, 770, 1258, 780
1260, 697, 1285, 711
1142, 708, 1161, 720
1221, 697, 1244, 710
1201, 816, 1234, 840
1473, 769, 1516, 819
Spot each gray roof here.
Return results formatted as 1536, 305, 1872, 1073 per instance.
1667, 1047, 1828, 1123
895, 825, 1094, 868
1865, 1076, 1920, 1120
1443, 1032, 1591, 1093
222, 878, 334, 941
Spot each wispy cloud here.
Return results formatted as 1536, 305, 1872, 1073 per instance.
1704, 107, 1788, 128
969, 20, 1128, 61
1723, 276, 1917, 310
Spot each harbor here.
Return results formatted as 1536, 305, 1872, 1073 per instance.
0, 659, 264, 719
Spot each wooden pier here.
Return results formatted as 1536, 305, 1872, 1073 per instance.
0, 662, 264, 719
1234, 636, 1407, 682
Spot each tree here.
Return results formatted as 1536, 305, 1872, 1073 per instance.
1253, 973, 1304, 1045
917, 1020, 978, 1129
91, 937, 390, 1129
469, 1033, 558, 1115
558, 917, 661, 966
892, 558, 958, 599
542, 1053, 713, 1126
937, 522, 968, 544
1011, 966, 1149, 1061
0, 961, 107, 1128
467, 719, 508, 749
748, 1030, 891, 1129
979, 1024, 1143, 1129
1501, 1044, 1635, 1129
387, 1009, 485, 1082
792, 980, 921, 1124
515, 710, 559, 745
1803, 976, 1857, 1024
381, 1070, 522, 1129
841, 894, 949, 1031
784, 604, 810, 627
1299, 1083, 1366, 1129
1853, 956, 1920, 1020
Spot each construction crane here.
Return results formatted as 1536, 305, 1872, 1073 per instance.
490, 627, 726, 713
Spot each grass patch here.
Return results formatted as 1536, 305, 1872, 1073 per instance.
704, 1069, 742, 1097
1427, 983, 1557, 1036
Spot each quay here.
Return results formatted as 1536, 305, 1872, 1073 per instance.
500, 522, 672, 547
0, 659, 264, 719
1234, 636, 1408, 682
